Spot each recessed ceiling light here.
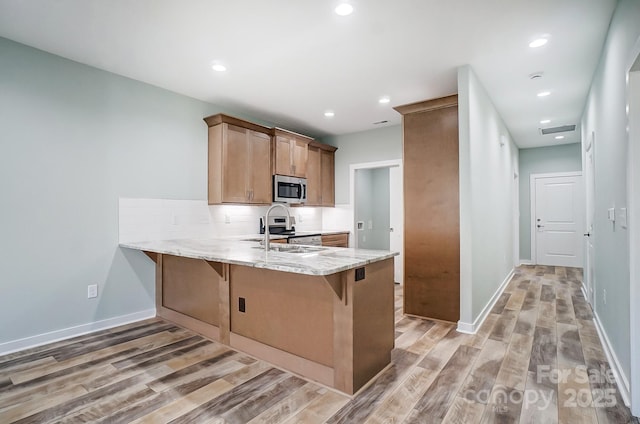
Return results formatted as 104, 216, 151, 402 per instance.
335, 3, 353, 16
211, 63, 227, 72
540, 119, 551, 124
379, 96, 390, 104
555, 135, 565, 140
324, 111, 335, 118
537, 91, 551, 97
529, 38, 548, 48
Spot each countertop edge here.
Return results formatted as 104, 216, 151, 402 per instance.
119, 239, 396, 276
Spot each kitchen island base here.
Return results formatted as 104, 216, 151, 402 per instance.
151, 253, 395, 395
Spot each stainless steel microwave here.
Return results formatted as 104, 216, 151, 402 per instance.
273, 175, 307, 203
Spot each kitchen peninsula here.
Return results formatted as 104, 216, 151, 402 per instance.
121, 238, 397, 395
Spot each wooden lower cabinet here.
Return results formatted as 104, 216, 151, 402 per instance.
156, 255, 224, 341
230, 266, 335, 367
321, 233, 349, 247
154, 252, 394, 395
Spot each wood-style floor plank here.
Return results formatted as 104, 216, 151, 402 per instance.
405, 344, 480, 424
246, 383, 325, 424
1, 266, 637, 424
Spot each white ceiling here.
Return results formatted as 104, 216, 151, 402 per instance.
0, 0, 616, 148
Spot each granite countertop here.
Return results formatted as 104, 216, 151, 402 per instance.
120, 237, 395, 276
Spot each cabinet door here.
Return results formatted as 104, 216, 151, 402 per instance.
292, 139, 308, 177
320, 149, 335, 206
305, 145, 322, 205
222, 124, 250, 203
321, 233, 348, 247
274, 135, 293, 176
248, 130, 272, 204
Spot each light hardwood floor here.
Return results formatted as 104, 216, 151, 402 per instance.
0, 266, 638, 423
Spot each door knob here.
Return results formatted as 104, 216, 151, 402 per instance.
584, 232, 591, 237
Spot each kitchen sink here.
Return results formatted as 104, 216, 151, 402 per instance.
252, 245, 326, 254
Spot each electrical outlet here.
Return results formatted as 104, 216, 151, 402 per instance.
603, 289, 607, 305
298, 214, 303, 223
88, 284, 98, 299
224, 214, 231, 224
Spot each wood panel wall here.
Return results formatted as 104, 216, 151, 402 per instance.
395, 95, 460, 322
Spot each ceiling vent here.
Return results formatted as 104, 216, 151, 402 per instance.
540, 124, 576, 135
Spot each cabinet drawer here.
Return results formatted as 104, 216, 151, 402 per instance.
321, 233, 349, 248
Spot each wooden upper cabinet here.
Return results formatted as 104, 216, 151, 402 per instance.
272, 129, 310, 177
246, 130, 272, 204
306, 144, 322, 205
320, 147, 335, 207
304, 142, 336, 207
204, 114, 272, 205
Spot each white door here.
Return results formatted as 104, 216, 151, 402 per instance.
533, 173, 584, 267
585, 134, 596, 305
389, 166, 404, 284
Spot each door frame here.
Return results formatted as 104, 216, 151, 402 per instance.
626, 35, 640, 417
584, 131, 596, 306
350, 159, 403, 284
529, 171, 583, 265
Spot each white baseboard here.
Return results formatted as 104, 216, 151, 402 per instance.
593, 310, 631, 407
0, 308, 156, 357
519, 259, 534, 265
457, 268, 515, 334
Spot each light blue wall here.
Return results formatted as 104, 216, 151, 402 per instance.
580, 0, 640, 383
518, 144, 582, 261
371, 167, 390, 249
354, 168, 390, 249
355, 169, 374, 248
322, 125, 402, 204
458, 65, 519, 326
0, 37, 271, 348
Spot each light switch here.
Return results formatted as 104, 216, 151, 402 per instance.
608, 208, 616, 222
619, 208, 628, 229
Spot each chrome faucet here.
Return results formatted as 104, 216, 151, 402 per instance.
264, 204, 291, 252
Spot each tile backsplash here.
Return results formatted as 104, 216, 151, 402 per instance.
119, 198, 330, 243
118, 198, 213, 243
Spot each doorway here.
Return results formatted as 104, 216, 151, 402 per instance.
626, 39, 640, 418
350, 160, 403, 284
530, 172, 584, 267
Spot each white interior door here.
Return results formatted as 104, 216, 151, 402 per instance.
389, 166, 404, 284
533, 173, 584, 267
585, 134, 596, 305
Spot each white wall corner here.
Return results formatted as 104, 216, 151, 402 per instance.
457, 64, 474, 330
457, 268, 514, 334
593, 311, 631, 408
0, 309, 156, 357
